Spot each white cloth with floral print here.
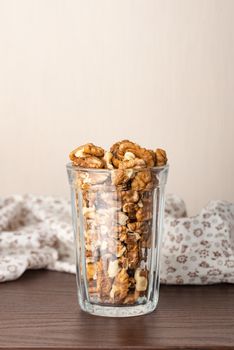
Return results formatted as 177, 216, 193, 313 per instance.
0, 194, 233, 284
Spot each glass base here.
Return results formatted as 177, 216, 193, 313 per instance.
79, 298, 159, 317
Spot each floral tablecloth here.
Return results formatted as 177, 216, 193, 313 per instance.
0, 194, 233, 284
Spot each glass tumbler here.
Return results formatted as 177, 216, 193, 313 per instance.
66, 163, 169, 317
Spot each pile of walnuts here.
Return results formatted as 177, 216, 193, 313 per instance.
69, 140, 167, 305
70, 140, 167, 169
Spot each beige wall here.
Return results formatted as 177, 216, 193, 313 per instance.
0, 0, 234, 215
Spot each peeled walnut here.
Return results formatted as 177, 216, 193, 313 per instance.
110, 268, 129, 302
109, 140, 122, 168
121, 190, 139, 204
108, 259, 120, 278
111, 140, 155, 168
116, 141, 140, 160
103, 151, 114, 169
155, 148, 167, 166
135, 268, 148, 292
70, 143, 105, 169
111, 169, 134, 186
125, 233, 140, 269
131, 170, 152, 191
118, 255, 129, 269
86, 262, 96, 281
126, 245, 139, 269
125, 232, 141, 246
123, 291, 140, 304
70, 143, 104, 159
117, 211, 128, 226
127, 221, 151, 234
122, 202, 138, 214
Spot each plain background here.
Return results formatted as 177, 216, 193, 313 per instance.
0, 0, 233, 215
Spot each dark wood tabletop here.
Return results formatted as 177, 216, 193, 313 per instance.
0, 270, 234, 350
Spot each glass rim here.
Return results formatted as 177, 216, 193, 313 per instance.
66, 162, 169, 173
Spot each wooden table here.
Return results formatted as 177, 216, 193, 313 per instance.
0, 270, 234, 349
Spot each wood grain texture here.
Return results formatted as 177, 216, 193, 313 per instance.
0, 270, 234, 349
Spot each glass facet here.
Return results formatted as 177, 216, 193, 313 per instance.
67, 164, 169, 317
